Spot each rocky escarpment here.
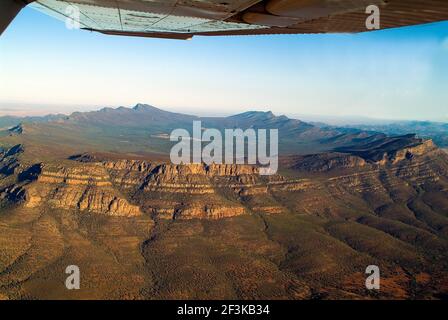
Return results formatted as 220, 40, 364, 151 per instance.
282, 153, 368, 173
283, 137, 446, 195
173, 204, 246, 220
87, 136, 447, 220
284, 136, 439, 173
104, 161, 262, 219
104, 159, 308, 192
0, 144, 24, 176
101, 159, 322, 219
23, 164, 141, 217
335, 134, 437, 163
385, 139, 437, 164
1, 132, 447, 222
0, 154, 142, 217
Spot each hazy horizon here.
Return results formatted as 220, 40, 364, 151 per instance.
1, 101, 447, 126
1, 7, 448, 122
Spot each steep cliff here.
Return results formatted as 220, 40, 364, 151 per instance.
1, 134, 446, 222
5, 163, 142, 217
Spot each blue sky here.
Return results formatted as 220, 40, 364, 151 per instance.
0, 6, 447, 121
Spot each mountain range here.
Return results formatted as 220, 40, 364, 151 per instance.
338, 121, 448, 148
0, 104, 447, 300
0, 103, 388, 156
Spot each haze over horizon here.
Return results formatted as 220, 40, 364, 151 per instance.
1, 7, 448, 122
0, 102, 447, 126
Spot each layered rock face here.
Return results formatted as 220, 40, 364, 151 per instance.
173, 205, 245, 220
11, 163, 141, 217
335, 134, 437, 163
282, 153, 368, 172
278, 138, 448, 221
98, 137, 447, 220
1, 136, 447, 222
1, 158, 265, 219
2, 154, 267, 219
102, 159, 322, 219
284, 136, 439, 173
104, 161, 259, 219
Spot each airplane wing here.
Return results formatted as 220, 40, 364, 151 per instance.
2, 0, 448, 39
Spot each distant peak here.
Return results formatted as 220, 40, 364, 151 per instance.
230, 110, 277, 119
133, 103, 158, 111
99, 107, 114, 112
